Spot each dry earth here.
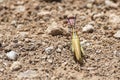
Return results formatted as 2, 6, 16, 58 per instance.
0, 0, 120, 80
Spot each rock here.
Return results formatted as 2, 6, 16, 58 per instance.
96, 50, 102, 54
47, 59, 53, 63
113, 30, 120, 39
17, 24, 24, 29
19, 32, 29, 38
87, 0, 95, 3
11, 20, 16, 25
58, 45, 63, 49
58, 6, 63, 11
38, 11, 51, 16
4, 46, 11, 53
41, 55, 47, 59
80, 40, 91, 47
82, 24, 94, 33
17, 1, 24, 5
113, 50, 120, 57
0, 68, 4, 72
45, 46, 54, 54
56, 48, 62, 53
0, 0, 4, 3
17, 70, 38, 79
109, 14, 120, 24
6, 51, 18, 60
10, 61, 22, 71
46, 21, 65, 36
16, 6, 25, 12
93, 12, 104, 19
105, 0, 119, 8
86, 3, 93, 8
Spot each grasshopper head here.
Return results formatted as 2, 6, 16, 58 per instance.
67, 14, 77, 30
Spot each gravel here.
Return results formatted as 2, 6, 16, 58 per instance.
0, 0, 120, 80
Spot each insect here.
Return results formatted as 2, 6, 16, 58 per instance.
67, 15, 85, 64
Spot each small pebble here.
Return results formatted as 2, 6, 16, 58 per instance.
105, 0, 119, 8
87, 0, 95, 3
96, 50, 102, 54
16, 6, 25, 12
0, 68, 4, 73
45, 22, 65, 36
19, 32, 29, 38
10, 61, 22, 71
80, 40, 91, 47
58, 45, 63, 49
56, 48, 62, 53
6, 51, 18, 60
93, 12, 104, 19
113, 30, 120, 39
4, 46, 11, 53
38, 11, 51, 16
109, 14, 120, 24
113, 50, 120, 57
17, 24, 23, 28
11, 20, 16, 25
41, 55, 47, 59
47, 59, 53, 63
45, 46, 54, 54
82, 24, 94, 33
17, 1, 24, 5
86, 3, 92, 8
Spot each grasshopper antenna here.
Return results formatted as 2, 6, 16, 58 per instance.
74, 14, 77, 30
67, 17, 72, 28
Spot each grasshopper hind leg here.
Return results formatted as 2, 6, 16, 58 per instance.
81, 46, 87, 62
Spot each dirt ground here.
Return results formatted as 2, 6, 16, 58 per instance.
0, 0, 120, 80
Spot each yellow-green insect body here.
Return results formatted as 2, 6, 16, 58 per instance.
72, 28, 84, 63
67, 15, 85, 63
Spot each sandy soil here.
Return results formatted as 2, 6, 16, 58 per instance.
0, 0, 120, 80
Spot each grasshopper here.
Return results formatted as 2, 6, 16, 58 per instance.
67, 15, 85, 64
